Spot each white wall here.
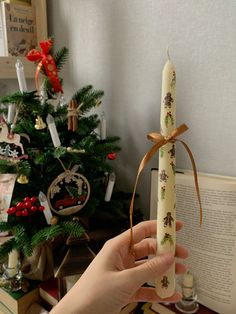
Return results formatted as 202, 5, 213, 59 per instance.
47, 0, 236, 217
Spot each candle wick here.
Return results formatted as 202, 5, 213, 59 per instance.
167, 46, 170, 60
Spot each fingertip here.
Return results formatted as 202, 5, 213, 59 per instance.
161, 253, 175, 266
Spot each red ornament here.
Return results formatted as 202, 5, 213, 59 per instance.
30, 206, 37, 212
7, 207, 16, 215
16, 211, 22, 217
107, 152, 116, 160
38, 206, 45, 212
16, 202, 24, 210
24, 202, 32, 209
30, 196, 37, 204
23, 197, 31, 203
22, 209, 28, 216
26, 39, 63, 93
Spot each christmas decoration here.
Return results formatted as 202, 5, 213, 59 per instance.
107, 152, 116, 160
26, 39, 63, 93
35, 116, 47, 130
0, 39, 125, 261
48, 170, 90, 215
68, 99, 78, 132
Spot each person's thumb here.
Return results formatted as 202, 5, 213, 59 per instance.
126, 253, 174, 286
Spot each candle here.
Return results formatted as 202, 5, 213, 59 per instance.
150, 168, 158, 219
46, 114, 61, 147
15, 59, 28, 93
100, 111, 106, 140
182, 271, 194, 298
7, 104, 16, 124
104, 172, 116, 202
8, 249, 18, 277
156, 53, 176, 298
39, 191, 53, 225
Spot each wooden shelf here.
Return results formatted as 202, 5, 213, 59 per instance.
0, 0, 48, 79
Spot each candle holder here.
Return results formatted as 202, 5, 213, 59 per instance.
2, 261, 22, 291
175, 271, 199, 314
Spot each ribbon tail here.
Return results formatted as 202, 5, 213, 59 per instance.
178, 140, 203, 226
35, 61, 43, 93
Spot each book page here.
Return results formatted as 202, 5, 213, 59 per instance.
176, 171, 236, 314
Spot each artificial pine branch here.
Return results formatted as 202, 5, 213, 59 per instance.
62, 221, 85, 238
54, 46, 69, 70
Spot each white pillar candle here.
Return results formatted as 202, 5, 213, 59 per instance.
7, 104, 16, 124
15, 59, 28, 93
39, 191, 53, 225
8, 249, 18, 277
104, 172, 116, 202
46, 114, 61, 147
100, 111, 106, 140
156, 55, 176, 298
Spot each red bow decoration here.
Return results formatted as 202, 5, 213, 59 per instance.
26, 39, 63, 93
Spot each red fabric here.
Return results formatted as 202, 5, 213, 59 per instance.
26, 39, 63, 93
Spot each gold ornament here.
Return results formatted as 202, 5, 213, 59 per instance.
35, 116, 47, 130
17, 175, 29, 184
50, 216, 58, 225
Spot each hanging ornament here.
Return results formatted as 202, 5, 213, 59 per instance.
68, 99, 79, 132
35, 115, 47, 130
26, 39, 63, 93
0, 118, 27, 161
107, 152, 116, 160
17, 175, 29, 184
50, 216, 58, 225
47, 170, 90, 216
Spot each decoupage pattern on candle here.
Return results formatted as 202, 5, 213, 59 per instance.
156, 59, 176, 298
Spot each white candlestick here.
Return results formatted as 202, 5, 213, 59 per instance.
8, 249, 18, 277
39, 191, 53, 225
7, 104, 16, 124
100, 111, 106, 140
104, 172, 116, 202
46, 114, 61, 147
156, 55, 176, 298
15, 59, 28, 93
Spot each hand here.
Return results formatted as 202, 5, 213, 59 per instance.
51, 220, 188, 314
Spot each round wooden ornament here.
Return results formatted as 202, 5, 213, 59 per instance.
47, 170, 90, 215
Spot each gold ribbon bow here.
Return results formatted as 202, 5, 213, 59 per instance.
129, 123, 202, 248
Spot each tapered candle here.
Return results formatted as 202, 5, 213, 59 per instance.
15, 59, 28, 92
46, 114, 61, 147
156, 53, 176, 298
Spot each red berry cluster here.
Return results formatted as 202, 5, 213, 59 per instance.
7, 196, 45, 217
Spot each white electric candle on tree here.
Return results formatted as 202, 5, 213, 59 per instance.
8, 249, 18, 277
15, 59, 28, 92
7, 104, 16, 124
104, 172, 116, 202
156, 53, 176, 298
46, 114, 61, 147
100, 111, 106, 140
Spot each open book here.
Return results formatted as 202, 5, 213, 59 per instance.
150, 169, 236, 314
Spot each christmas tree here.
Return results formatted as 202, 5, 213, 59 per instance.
0, 39, 129, 260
